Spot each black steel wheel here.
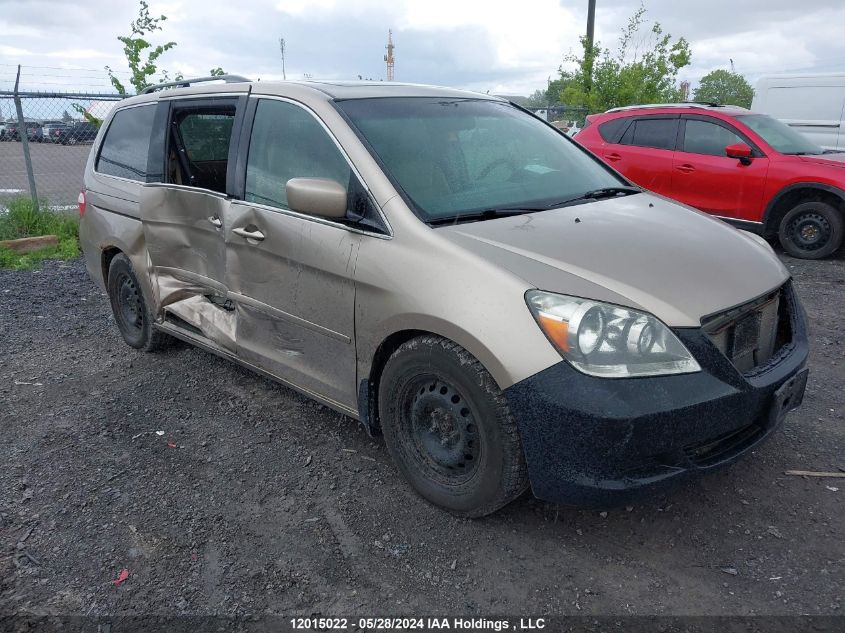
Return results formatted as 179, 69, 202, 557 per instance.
378, 335, 528, 517
778, 201, 844, 259
107, 254, 171, 351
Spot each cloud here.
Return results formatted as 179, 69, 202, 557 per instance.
0, 0, 843, 96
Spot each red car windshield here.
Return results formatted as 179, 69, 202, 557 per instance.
737, 114, 824, 156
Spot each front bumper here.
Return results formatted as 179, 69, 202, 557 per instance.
504, 286, 809, 507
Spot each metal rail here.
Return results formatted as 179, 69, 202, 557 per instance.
139, 74, 251, 94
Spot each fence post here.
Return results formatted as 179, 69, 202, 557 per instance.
13, 65, 39, 211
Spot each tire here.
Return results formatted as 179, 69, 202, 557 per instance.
67, 136, 78, 146
778, 200, 844, 259
378, 335, 529, 517
107, 254, 171, 352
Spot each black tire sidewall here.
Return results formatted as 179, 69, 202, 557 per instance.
378, 340, 517, 515
779, 201, 844, 259
107, 255, 154, 349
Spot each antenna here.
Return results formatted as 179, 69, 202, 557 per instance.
279, 37, 287, 80
730, 58, 735, 73
384, 29, 395, 81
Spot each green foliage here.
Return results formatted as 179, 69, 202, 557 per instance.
694, 69, 754, 108
0, 198, 80, 270
550, 6, 691, 113
71, 103, 103, 129
524, 89, 550, 108
209, 67, 225, 77
105, 1, 177, 96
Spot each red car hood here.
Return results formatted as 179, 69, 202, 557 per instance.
798, 153, 845, 169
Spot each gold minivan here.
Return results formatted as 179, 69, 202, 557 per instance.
80, 76, 809, 516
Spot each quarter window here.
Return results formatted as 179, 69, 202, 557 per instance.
682, 119, 745, 156
245, 99, 352, 210
96, 105, 156, 181
620, 118, 678, 150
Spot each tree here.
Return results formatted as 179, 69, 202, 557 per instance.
105, 2, 228, 96
524, 89, 549, 108
550, 6, 692, 113
61, 110, 72, 123
106, 1, 176, 96
694, 69, 754, 108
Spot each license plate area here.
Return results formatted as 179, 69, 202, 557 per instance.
770, 368, 808, 427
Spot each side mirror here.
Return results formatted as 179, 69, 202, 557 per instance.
726, 143, 753, 164
286, 178, 347, 219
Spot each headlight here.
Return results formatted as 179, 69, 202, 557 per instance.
525, 290, 701, 378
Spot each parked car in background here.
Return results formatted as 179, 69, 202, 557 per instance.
57, 121, 97, 145
2, 121, 19, 141
42, 120, 68, 143
0, 121, 9, 141
752, 73, 845, 151
25, 122, 43, 143
576, 103, 845, 259
79, 77, 808, 517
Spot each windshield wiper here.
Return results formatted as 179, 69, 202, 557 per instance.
579, 186, 642, 199
428, 207, 548, 226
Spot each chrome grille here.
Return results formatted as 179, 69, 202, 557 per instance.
703, 286, 789, 373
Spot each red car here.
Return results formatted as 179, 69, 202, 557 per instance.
576, 103, 845, 259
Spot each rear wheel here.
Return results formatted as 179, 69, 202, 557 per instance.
107, 254, 171, 352
378, 335, 528, 517
778, 200, 844, 259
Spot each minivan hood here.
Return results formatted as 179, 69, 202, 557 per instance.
437, 193, 789, 327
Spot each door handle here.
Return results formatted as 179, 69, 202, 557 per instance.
606, 153, 622, 162
208, 216, 222, 228
676, 164, 695, 173
233, 227, 265, 242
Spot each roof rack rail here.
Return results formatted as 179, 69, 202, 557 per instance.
140, 74, 251, 95
605, 102, 750, 113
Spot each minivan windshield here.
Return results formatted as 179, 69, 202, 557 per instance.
336, 98, 630, 223
736, 114, 824, 155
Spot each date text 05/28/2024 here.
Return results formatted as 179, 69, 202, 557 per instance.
290, 617, 547, 630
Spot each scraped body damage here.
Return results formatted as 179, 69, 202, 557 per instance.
138, 185, 361, 413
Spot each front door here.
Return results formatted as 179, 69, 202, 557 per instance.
671, 116, 769, 221
603, 116, 679, 196
222, 97, 368, 410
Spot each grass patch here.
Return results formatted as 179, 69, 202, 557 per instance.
0, 197, 80, 270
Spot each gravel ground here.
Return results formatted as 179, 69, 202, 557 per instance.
0, 251, 843, 620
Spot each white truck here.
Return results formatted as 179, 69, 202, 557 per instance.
752, 73, 845, 151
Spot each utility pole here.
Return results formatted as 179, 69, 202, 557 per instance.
279, 37, 287, 80
585, 0, 596, 92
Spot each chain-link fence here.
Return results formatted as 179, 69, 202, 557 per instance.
1, 88, 126, 210
527, 105, 590, 133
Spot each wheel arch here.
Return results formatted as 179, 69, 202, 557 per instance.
357, 322, 513, 436
763, 182, 845, 238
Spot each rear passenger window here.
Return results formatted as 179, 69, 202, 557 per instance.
96, 105, 156, 181
245, 100, 352, 210
168, 106, 236, 194
598, 117, 630, 142
682, 119, 745, 156
620, 118, 678, 150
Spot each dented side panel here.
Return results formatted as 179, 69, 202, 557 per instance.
222, 201, 361, 409
140, 185, 229, 308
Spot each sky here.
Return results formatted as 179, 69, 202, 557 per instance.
1, 0, 845, 98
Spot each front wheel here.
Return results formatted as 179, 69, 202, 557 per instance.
107, 254, 171, 352
378, 335, 529, 517
778, 201, 844, 259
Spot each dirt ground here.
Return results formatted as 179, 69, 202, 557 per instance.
1, 249, 843, 621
